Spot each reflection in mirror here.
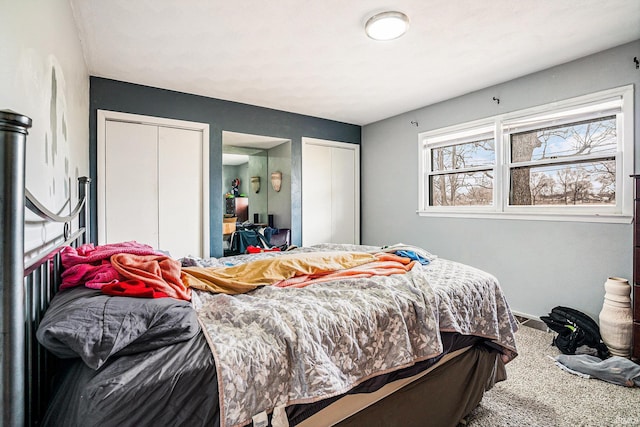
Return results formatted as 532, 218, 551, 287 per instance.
222, 144, 267, 223
222, 131, 291, 246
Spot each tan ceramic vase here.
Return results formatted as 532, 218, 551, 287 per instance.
598, 277, 633, 358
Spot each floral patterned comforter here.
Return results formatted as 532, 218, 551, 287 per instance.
190, 244, 518, 427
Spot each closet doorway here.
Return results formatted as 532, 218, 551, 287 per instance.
301, 137, 360, 246
222, 131, 291, 228
97, 110, 210, 258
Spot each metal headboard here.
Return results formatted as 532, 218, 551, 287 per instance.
1, 109, 91, 426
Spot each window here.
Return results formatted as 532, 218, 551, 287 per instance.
418, 86, 634, 222
507, 116, 617, 207
425, 125, 496, 208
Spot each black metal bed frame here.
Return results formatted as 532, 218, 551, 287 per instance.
1, 109, 90, 426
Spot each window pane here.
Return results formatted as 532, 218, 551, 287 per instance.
430, 171, 493, 206
511, 116, 616, 163
510, 160, 615, 206
431, 138, 495, 171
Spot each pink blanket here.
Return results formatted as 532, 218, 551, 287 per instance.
60, 261, 122, 290
61, 241, 161, 267
110, 254, 191, 301
60, 242, 162, 290
273, 253, 417, 288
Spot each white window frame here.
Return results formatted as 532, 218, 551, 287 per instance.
418, 85, 634, 223
420, 122, 498, 213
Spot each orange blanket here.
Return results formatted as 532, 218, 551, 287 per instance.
273, 253, 416, 288
110, 253, 191, 301
181, 251, 415, 294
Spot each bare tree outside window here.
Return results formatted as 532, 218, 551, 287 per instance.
509, 116, 616, 206
420, 88, 631, 217
430, 138, 494, 206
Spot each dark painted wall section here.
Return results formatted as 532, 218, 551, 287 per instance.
89, 77, 361, 256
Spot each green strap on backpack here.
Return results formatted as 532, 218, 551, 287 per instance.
540, 306, 610, 359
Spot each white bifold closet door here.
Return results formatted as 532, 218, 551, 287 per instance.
302, 138, 360, 246
98, 111, 209, 258
157, 126, 203, 258
103, 121, 159, 248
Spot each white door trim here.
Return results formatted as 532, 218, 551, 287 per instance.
97, 109, 210, 257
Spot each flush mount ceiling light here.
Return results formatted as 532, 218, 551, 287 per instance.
365, 11, 409, 41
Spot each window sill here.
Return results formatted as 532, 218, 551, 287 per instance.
416, 210, 632, 224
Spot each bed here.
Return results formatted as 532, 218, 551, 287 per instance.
1, 111, 518, 427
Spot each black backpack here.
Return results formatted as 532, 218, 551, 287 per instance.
540, 306, 610, 359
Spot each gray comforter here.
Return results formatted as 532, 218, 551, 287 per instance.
38, 244, 517, 427
193, 244, 518, 427
37, 286, 217, 426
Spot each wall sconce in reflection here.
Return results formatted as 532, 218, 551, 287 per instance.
271, 171, 282, 192
251, 176, 261, 193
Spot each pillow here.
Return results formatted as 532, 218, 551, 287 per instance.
36, 287, 199, 369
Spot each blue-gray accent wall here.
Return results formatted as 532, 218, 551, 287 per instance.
361, 40, 639, 320
89, 77, 361, 256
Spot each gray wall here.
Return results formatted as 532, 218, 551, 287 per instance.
90, 77, 361, 256
267, 142, 292, 230
247, 152, 268, 223
2, 1, 89, 252
361, 40, 640, 320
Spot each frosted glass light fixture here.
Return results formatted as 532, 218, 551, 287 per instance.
365, 11, 409, 41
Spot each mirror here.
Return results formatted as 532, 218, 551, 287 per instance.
222, 131, 291, 231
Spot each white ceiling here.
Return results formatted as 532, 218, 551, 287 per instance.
222, 131, 289, 165
70, 0, 640, 126
222, 131, 289, 149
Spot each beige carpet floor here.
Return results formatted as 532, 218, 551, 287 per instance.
464, 324, 640, 427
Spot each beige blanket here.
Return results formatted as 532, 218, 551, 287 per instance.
182, 251, 377, 294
